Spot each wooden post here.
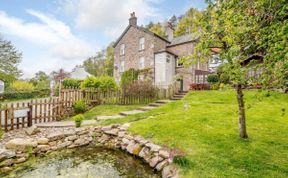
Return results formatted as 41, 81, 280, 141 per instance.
27, 103, 33, 127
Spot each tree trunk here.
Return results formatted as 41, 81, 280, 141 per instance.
236, 84, 248, 139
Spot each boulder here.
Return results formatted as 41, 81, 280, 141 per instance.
36, 145, 50, 152
1, 166, 13, 173
139, 147, 150, 158
159, 149, 170, 158
149, 156, 164, 168
146, 143, 161, 152
47, 133, 64, 141
57, 141, 72, 149
162, 164, 179, 178
25, 125, 40, 135
37, 138, 49, 145
66, 135, 78, 141
104, 129, 119, 136
0, 149, 16, 160
122, 138, 130, 145
5, 138, 37, 152
14, 157, 27, 164
126, 142, 142, 155
155, 160, 168, 171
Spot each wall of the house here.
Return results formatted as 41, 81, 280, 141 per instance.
113, 26, 169, 83
168, 42, 209, 91
154, 52, 175, 88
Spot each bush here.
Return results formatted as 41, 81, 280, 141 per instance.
0, 89, 50, 101
122, 80, 157, 98
62, 78, 82, 89
73, 100, 87, 114
207, 74, 219, 84
121, 68, 139, 86
81, 76, 117, 91
10, 80, 34, 91
73, 114, 85, 128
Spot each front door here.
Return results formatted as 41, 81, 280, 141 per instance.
179, 80, 184, 91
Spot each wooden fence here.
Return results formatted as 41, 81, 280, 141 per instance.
0, 82, 180, 131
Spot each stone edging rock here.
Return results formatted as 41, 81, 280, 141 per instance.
0, 124, 179, 178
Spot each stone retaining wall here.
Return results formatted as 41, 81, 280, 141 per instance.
0, 125, 179, 178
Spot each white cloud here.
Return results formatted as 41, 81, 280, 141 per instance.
62, 0, 162, 38
0, 10, 96, 60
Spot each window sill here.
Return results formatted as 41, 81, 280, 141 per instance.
138, 49, 145, 52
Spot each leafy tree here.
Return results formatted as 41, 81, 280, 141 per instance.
83, 43, 114, 77
174, 8, 203, 37
0, 36, 22, 85
149, 23, 166, 38
10, 80, 34, 91
30, 71, 50, 90
180, 0, 287, 138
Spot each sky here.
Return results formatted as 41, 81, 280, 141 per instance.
0, 0, 207, 79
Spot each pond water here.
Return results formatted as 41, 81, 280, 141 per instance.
3, 146, 160, 178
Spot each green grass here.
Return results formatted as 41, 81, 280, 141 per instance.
69, 104, 145, 120
96, 90, 288, 177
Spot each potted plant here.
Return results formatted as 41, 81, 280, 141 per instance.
73, 114, 84, 128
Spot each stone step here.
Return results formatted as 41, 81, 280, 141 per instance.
170, 98, 181, 101
148, 103, 163, 107
119, 110, 145, 116
97, 115, 124, 120
155, 100, 172, 104
137, 106, 156, 111
172, 95, 183, 99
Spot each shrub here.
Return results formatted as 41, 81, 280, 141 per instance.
122, 80, 157, 98
73, 114, 85, 128
121, 68, 139, 86
207, 74, 219, 84
98, 76, 117, 90
73, 100, 87, 114
0, 89, 50, 101
10, 80, 34, 91
81, 76, 117, 91
62, 78, 82, 89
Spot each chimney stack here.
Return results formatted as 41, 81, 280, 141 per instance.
129, 12, 137, 27
164, 22, 174, 41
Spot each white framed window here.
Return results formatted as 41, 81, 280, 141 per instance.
120, 60, 125, 72
139, 37, 145, 51
139, 57, 145, 69
120, 44, 125, 55
176, 58, 183, 67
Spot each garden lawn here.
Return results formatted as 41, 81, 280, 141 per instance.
97, 90, 288, 178
73, 104, 145, 120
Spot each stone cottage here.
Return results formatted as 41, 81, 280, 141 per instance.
113, 12, 209, 91
0, 80, 4, 93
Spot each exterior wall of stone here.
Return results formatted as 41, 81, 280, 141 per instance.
114, 26, 168, 82
168, 42, 209, 91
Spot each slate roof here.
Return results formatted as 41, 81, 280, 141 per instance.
168, 34, 196, 47
113, 25, 170, 48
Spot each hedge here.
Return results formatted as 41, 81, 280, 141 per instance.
0, 89, 50, 101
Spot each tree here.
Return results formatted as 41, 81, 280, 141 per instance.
0, 36, 22, 85
174, 8, 203, 37
149, 23, 166, 38
30, 71, 50, 90
180, 0, 287, 138
83, 43, 114, 77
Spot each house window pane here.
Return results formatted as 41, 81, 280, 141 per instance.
138, 75, 144, 80
139, 37, 145, 50
139, 57, 145, 69
120, 44, 125, 55
120, 60, 125, 72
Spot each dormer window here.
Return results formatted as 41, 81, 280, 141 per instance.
120, 44, 125, 55
139, 37, 145, 51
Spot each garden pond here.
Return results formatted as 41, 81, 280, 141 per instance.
2, 146, 160, 178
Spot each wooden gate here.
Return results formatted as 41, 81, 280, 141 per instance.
1, 98, 63, 131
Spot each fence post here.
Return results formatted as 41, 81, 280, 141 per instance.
27, 103, 33, 127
